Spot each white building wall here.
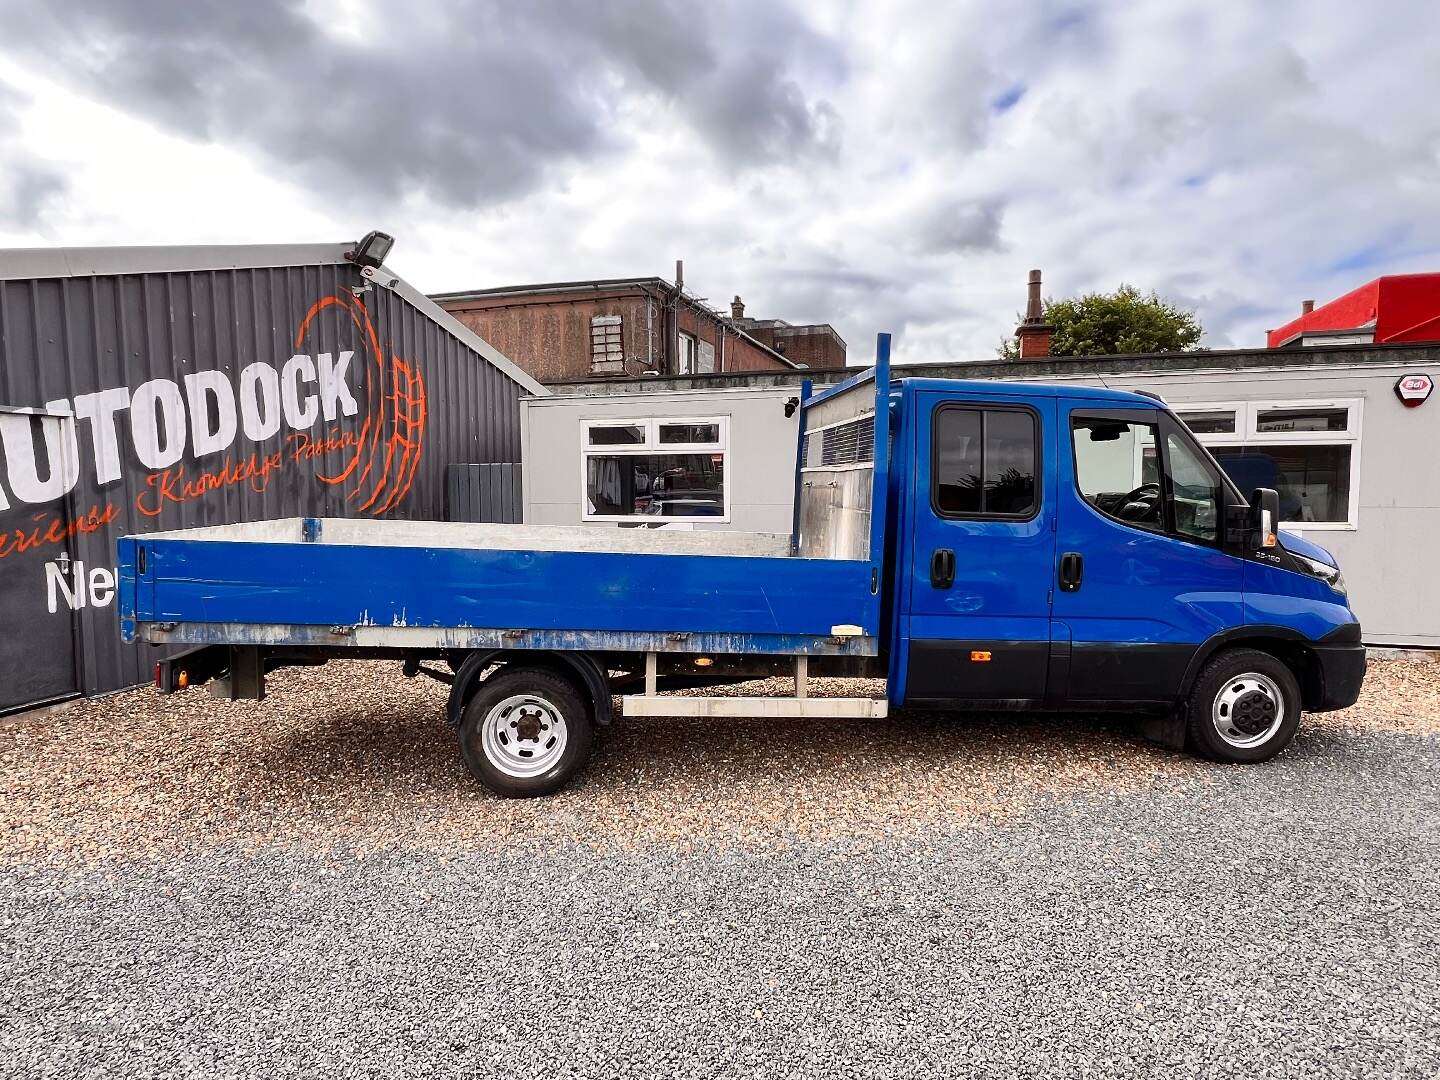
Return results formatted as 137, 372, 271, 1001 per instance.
521, 386, 803, 534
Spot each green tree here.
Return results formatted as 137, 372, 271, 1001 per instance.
999, 284, 1203, 358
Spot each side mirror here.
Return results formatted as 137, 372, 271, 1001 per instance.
1250, 487, 1280, 548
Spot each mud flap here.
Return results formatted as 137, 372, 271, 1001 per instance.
1139, 711, 1188, 752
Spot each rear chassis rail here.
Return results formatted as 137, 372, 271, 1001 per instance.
151, 641, 886, 705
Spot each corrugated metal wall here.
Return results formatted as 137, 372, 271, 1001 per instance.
446, 463, 522, 524
0, 256, 528, 708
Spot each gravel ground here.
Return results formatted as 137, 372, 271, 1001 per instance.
0, 666, 1209, 864
2, 659, 1438, 1077
1309, 657, 1440, 737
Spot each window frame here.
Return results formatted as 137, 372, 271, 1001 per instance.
930, 402, 1042, 523
1173, 397, 1362, 530
677, 331, 700, 375
584, 420, 647, 448
1170, 405, 1239, 437
580, 414, 730, 523
589, 314, 623, 370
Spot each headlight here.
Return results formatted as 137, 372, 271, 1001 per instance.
1293, 552, 1346, 595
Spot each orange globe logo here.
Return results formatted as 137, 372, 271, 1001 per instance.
294, 291, 428, 514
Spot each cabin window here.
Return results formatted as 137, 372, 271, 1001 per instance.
1072, 415, 1164, 532
582, 416, 728, 522
932, 406, 1038, 519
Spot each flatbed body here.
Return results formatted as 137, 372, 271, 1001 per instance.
120, 518, 881, 658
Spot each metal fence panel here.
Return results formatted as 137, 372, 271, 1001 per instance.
447, 463, 522, 523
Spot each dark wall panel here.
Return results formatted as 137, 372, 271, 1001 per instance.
446, 463, 522, 524
0, 259, 527, 707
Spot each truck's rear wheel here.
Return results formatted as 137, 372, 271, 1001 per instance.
459, 668, 594, 797
1184, 648, 1301, 764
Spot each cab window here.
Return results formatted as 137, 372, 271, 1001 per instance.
934, 406, 1038, 518
1164, 429, 1223, 544
1072, 413, 1226, 545
1072, 416, 1162, 530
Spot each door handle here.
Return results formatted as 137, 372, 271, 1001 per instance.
1059, 551, 1083, 592
930, 548, 955, 589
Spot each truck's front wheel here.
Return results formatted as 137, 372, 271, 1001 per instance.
1184, 648, 1302, 764
459, 668, 595, 797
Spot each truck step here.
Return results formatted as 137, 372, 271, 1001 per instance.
620, 695, 888, 719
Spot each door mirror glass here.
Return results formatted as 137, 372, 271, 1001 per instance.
1250, 487, 1280, 547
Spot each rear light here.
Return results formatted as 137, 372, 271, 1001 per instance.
177, 671, 189, 689
154, 662, 163, 688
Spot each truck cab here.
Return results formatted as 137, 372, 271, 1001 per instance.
885, 377, 1365, 759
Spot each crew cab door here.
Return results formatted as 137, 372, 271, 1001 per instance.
903, 391, 1056, 705
1053, 399, 1244, 703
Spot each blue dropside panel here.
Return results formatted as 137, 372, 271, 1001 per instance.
124, 538, 876, 640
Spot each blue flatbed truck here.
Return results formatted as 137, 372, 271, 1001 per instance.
119, 335, 1366, 797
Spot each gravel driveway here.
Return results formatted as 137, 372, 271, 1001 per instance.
3, 660, 1438, 1078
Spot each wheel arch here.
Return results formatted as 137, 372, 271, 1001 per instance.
446, 649, 613, 730
1179, 626, 1324, 711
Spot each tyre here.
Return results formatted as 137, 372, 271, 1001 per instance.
458, 667, 595, 797
1184, 647, 1302, 764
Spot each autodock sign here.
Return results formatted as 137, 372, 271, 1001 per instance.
0, 289, 428, 621
0, 248, 531, 712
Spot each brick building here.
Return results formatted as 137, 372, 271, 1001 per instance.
724, 296, 848, 369
432, 274, 819, 383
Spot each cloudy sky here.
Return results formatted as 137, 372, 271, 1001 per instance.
0, 0, 1437, 364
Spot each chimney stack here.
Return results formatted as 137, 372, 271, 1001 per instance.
731, 295, 745, 319
1301, 299, 1315, 315
1013, 268, 1055, 360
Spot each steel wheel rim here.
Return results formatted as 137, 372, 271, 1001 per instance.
479, 694, 568, 778
1212, 673, 1285, 749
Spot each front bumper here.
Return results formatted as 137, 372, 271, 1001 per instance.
1310, 624, 1366, 712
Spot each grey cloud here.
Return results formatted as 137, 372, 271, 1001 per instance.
690, 58, 841, 163
0, 79, 65, 228
750, 258, 979, 357
0, 0, 843, 210
0, 80, 18, 137
561, 0, 843, 163
1, 165, 65, 228
916, 199, 1006, 255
